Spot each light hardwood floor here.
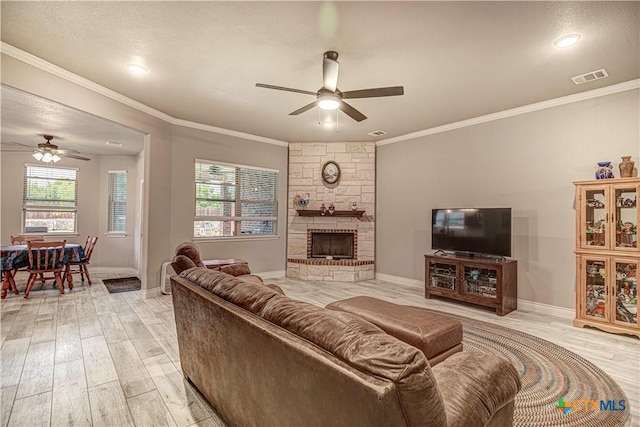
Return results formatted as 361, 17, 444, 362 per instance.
1, 271, 638, 427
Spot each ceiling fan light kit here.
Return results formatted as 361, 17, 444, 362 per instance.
256, 51, 404, 125
317, 93, 341, 110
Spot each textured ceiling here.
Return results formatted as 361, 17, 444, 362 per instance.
1, 1, 639, 148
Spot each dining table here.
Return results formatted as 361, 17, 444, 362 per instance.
1, 243, 85, 299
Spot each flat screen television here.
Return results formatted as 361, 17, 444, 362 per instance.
431, 208, 512, 257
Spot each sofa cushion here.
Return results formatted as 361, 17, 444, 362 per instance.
172, 254, 198, 274
180, 268, 280, 314
175, 242, 205, 268
219, 263, 252, 276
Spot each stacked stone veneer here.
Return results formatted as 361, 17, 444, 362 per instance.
287, 142, 375, 281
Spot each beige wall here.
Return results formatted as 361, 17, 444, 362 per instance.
169, 125, 288, 273
376, 89, 640, 308
0, 152, 139, 268
1, 54, 290, 290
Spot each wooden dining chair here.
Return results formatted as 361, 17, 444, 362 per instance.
24, 240, 67, 298
10, 234, 45, 245
66, 236, 98, 285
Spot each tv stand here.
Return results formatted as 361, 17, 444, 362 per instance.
425, 254, 517, 316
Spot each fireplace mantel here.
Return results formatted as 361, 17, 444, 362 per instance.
296, 209, 365, 217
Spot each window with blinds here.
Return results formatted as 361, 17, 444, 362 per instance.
108, 170, 127, 233
194, 159, 278, 237
23, 164, 78, 233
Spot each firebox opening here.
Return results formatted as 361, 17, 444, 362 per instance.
311, 232, 354, 259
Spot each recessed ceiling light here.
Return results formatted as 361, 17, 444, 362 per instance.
106, 141, 124, 147
554, 33, 582, 48
126, 63, 149, 74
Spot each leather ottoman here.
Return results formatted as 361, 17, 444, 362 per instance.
326, 296, 463, 366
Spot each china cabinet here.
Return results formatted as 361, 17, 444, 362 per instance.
573, 178, 640, 338
424, 254, 517, 316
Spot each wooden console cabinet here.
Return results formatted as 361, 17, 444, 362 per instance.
424, 254, 517, 316
573, 178, 640, 338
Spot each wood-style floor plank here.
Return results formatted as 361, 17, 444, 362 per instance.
127, 390, 178, 427
108, 340, 156, 398
51, 359, 92, 427
15, 341, 55, 399
87, 380, 135, 427
143, 354, 211, 426
7, 391, 51, 427
81, 335, 118, 388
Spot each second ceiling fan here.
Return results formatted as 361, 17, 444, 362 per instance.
256, 51, 404, 122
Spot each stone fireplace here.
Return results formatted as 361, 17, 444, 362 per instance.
287, 142, 375, 282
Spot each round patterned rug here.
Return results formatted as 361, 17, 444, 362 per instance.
439, 312, 630, 426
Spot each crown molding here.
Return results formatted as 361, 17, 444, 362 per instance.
1, 42, 288, 147
4, 43, 637, 149
376, 79, 640, 146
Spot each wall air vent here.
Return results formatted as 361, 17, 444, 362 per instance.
571, 69, 608, 85
368, 130, 387, 136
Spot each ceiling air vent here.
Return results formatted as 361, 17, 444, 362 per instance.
368, 130, 387, 137
571, 69, 608, 85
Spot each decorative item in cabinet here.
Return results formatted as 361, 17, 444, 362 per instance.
595, 161, 615, 179
618, 156, 635, 178
614, 261, 637, 325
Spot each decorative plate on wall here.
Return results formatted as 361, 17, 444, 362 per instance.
322, 160, 340, 184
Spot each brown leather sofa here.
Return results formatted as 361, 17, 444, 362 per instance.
171, 268, 521, 427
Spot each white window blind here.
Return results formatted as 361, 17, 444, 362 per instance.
23, 164, 78, 233
194, 160, 278, 237
108, 170, 127, 233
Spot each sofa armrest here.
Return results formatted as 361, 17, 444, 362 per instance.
432, 352, 521, 427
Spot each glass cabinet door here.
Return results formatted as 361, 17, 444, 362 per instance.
613, 260, 638, 327
582, 258, 609, 321
580, 186, 608, 249
427, 260, 458, 293
613, 184, 638, 252
462, 265, 498, 299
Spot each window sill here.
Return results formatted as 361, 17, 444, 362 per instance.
36, 233, 79, 238
193, 235, 280, 243
105, 232, 127, 238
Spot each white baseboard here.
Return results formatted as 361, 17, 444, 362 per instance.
257, 270, 286, 279
91, 267, 138, 276
375, 273, 423, 287
516, 300, 574, 320
140, 287, 162, 299
376, 272, 574, 320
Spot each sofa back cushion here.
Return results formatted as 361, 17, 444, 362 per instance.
174, 242, 205, 268
180, 268, 447, 426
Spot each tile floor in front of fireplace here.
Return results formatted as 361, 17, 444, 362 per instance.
1, 271, 639, 427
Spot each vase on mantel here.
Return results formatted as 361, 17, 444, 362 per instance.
619, 156, 635, 178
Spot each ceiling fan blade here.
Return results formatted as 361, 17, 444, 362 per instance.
289, 101, 318, 116
55, 149, 81, 155
256, 83, 316, 96
62, 153, 91, 161
10, 141, 35, 149
322, 53, 339, 92
341, 86, 404, 99
339, 101, 367, 122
